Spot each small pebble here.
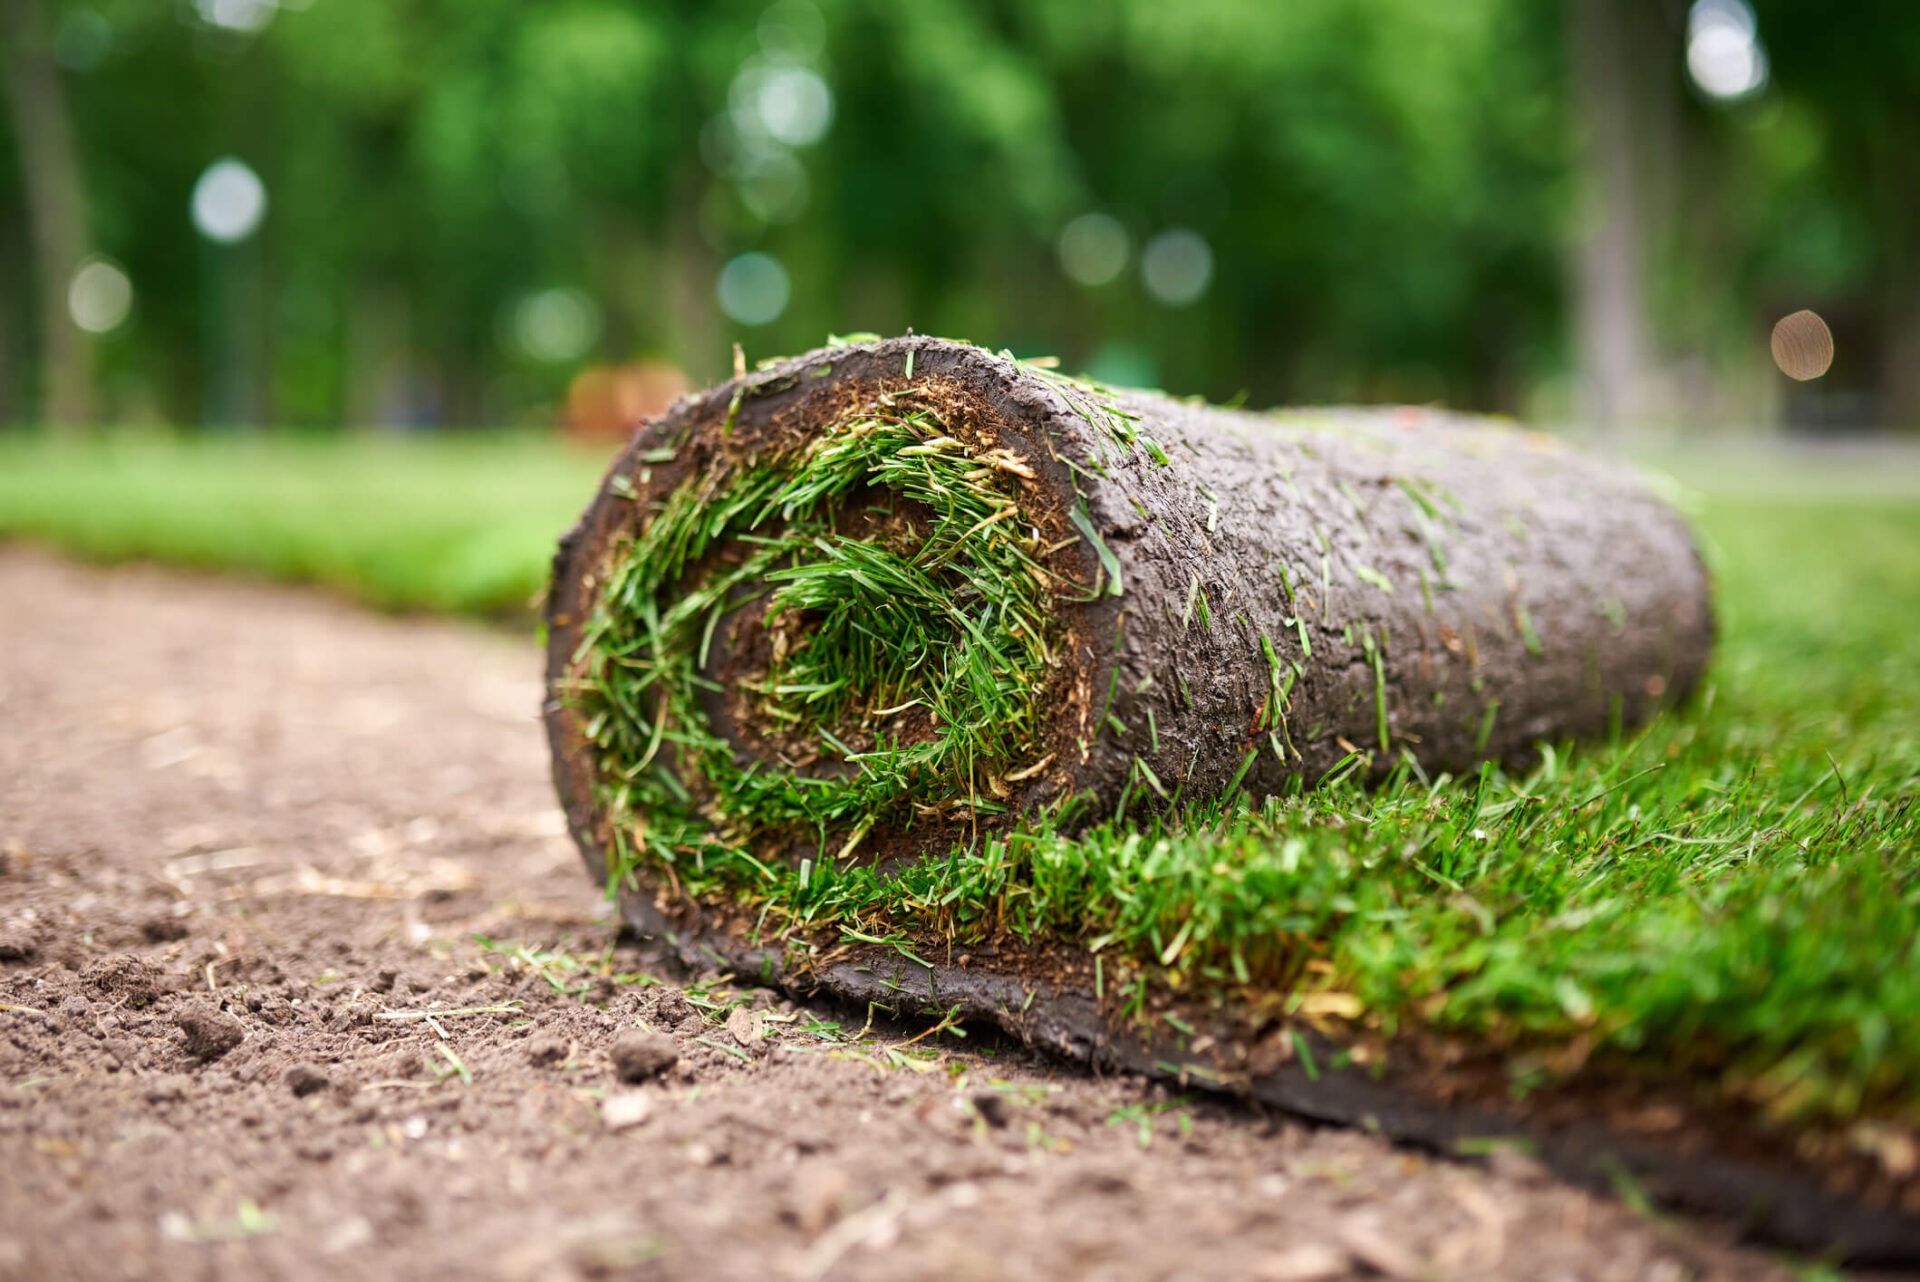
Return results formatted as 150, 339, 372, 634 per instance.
601, 1091, 653, 1132
727, 1006, 762, 1047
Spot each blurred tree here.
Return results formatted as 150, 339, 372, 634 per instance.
1, 0, 1913, 429
1566, 0, 1672, 431
2, 0, 96, 429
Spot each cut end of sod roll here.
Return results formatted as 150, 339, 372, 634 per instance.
546, 335, 1712, 897
560, 354, 1088, 873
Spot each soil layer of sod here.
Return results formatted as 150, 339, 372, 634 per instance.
545, 336, 1916, 1260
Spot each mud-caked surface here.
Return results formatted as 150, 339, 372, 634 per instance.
0, 547, 1790, 1281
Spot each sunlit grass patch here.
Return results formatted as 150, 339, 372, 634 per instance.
0, 430, 605, 615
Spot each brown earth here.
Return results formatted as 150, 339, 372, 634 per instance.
0, 547, 1797, 1281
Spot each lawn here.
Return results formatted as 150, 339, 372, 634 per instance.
0, 431, 606, 616
2, 428, 1915, 1131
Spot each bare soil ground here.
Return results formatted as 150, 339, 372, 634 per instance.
0, 547, 1794, 1281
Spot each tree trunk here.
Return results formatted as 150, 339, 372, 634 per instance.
2, 0, 96, 429
1566, 0, 1664, 431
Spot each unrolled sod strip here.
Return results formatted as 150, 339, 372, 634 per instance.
547, 334, 1711, 879
542, 337, 1920, 1259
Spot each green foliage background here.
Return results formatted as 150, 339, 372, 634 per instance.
3, 0, 1914, 427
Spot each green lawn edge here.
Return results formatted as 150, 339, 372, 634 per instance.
0, 431, 606, 617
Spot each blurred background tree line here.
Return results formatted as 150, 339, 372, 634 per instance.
1, 0, 1914, 434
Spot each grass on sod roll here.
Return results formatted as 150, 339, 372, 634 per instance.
0, 430, 604, 615
576, 404, 1068, 874
3, 428, 1915, 1128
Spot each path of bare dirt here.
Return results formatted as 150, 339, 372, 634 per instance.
0, 547, 1792, 1281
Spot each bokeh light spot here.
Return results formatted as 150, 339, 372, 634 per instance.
191, 158, 268, 244
1141, 229, 1214, 307
717, 253, 791, 326
1770, 310, 1834, 381
1687, 0, 1768, 102
193, 0, 277, 35
68, 257, 133, 335
1057, 213, 1131, 288
514, 289, 601, 364
761, 67, 834, 147
731, 63, 834, 149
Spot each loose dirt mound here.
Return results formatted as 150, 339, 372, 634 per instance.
0, 548, 1780, 1280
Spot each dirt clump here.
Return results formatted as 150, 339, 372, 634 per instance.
611, 1028, 678, 1082
81, 953, 165, 1007
283, 1061, 331, 1096
174, 1001, 246, 1061
526, 1032, 570, 1065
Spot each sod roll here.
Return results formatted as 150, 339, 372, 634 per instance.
545, 335, 1712, 884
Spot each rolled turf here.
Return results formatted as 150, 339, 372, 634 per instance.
546, 335, 1711, 878
542, 339, 1920, 1252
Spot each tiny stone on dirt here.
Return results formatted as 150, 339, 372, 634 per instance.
727, 1006, 762, 1047
601, 1091, 653, 1131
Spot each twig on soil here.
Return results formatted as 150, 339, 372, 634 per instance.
373, 1004, 521, 1021
204, 959, 232, 993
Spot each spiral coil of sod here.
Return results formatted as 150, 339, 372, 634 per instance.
572, 392, 1076, 882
